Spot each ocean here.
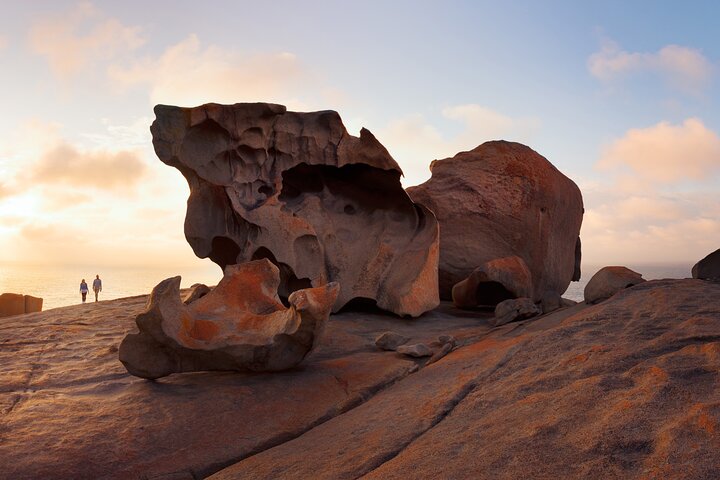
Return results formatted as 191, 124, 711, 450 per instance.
0, 262, 693, 312
0, 263, 222, 311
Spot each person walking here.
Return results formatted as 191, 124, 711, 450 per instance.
80, 279, 89, 303
93, 275, 102, 302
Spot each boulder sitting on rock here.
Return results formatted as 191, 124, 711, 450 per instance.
493, 298, 540, 327
119, 259, 339, 379
451, 256, 533, 309
396, 343, 433, 358
375, 332, 410, 351
0, 293, 43, 317
584, 266, 645, 304
407, 141, 583, 302
151, 102, 439, 317
692, 248, 720, 281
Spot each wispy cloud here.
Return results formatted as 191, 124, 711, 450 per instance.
588, 39, 713, 94
108, 34, 310, 108
29, 2, 145, 78
579, 118, 720, 264
29, 141, 146, 190
597, 118, 720, 183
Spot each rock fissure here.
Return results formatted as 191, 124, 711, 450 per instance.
356, 379, 480, 480
196, 362, 423, 479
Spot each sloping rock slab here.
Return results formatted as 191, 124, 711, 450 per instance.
151, 103, 439, 317
211, 279, 720, 480
0, 296, 488, 479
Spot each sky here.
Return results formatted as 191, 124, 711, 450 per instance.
0, 0, 718, 272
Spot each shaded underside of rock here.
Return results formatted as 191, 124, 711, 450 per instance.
119, 259, 338, 379
407, 140, 583, 302
451, 255, 533, 309
584, 266, 646, 304
692, 248, 720, 281
151, 102, 439, 317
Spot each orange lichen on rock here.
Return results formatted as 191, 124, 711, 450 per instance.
119, 259, 339, 379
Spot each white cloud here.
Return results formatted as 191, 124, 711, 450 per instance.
598, 118, 720, 183
588, 39, 713, 93
0, 35, 7, 51
578, 118, 720, 264
108, 34, 311, 108
29, 141, 146, 191
29, 2, 145, 78
377, 105, 539, 187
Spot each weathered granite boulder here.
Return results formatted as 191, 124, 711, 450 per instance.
493, 297, 540, 326
24, 295, 43, 313
119, 259, 339, 379
692, 248, 720, 281
451, 256, 533, 309
0, 293, 42, 317
151, 102, 439, 317
407, 140, 583, 301
0, 293, 25, 317
584, 266, 645, 304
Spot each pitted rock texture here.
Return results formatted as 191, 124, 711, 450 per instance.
151, 103, 439, 317
584, 266, 646, 304
119, 259, 339, 379
407, 140, 583, 301
451, 255, 533, 309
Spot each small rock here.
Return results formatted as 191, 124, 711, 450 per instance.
493, 298, 540, 327
692, 248, 720, 281
584, 266, 645, 304
375, 332, 410, 351
451, 256, 533, 309
437, 335, 457, 347
396, 343, 433, 358
427, 342, 454, 365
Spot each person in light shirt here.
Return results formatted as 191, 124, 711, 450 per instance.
92, 275, 102, 302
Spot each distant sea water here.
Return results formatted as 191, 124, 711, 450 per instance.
0, 262, 693, 312
0, 263, 222, 311
563, 263, 693, 302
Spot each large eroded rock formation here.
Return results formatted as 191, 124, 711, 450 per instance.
151, 103, 439, 317
119, 259, 339, 379
407, 140, 583, 302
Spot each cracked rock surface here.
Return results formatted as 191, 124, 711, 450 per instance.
151, 102, 439, 317
2, 280, 720, 479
